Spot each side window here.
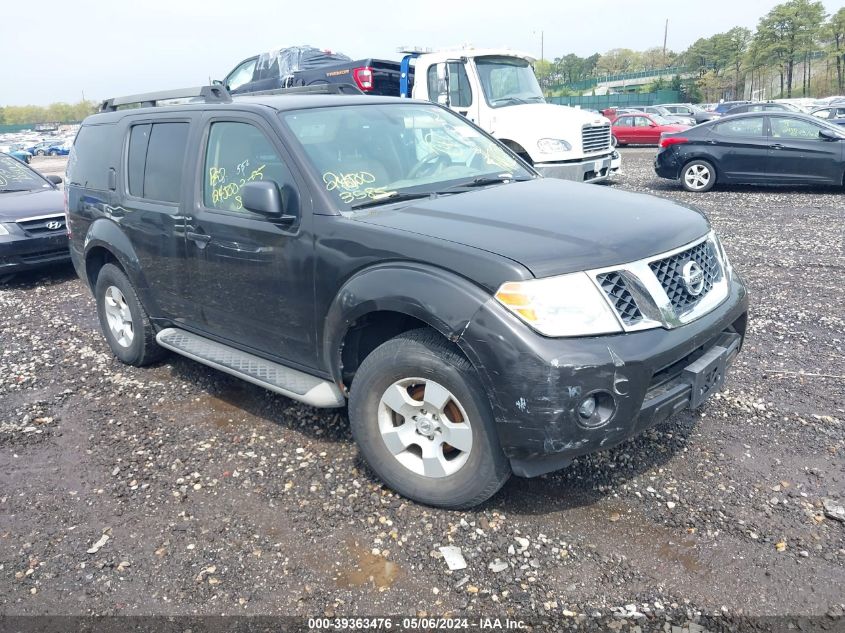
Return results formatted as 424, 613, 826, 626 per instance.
203, 121, 294, 213
67, 124, 115, 190
812, 109, 831, 119
226, 58, 257, 91
447, 62, 472, 108
634, 116, 651, 127
748, 105, 764, 112
770, 117, 823, 140
126, 122, 189, 203
426, 63, 472, 107
713, 117, 764, 137
836, 108, 845, 117
614, 116, 631, 127
127, 124, 150, 197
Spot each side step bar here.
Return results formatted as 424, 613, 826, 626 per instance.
156, 328, 345, 408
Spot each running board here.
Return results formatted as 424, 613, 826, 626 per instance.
156, 328, 345, 408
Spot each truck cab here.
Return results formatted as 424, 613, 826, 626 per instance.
407, 48, 621, 183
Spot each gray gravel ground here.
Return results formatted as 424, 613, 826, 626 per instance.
1, 149, 843, 629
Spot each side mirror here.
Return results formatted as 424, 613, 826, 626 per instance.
649, 122, 658, 127
435, 63, 449, 106
211, 79, 224, 86
46, 175, 62, 185
819, 129, 841, 141
241, 181, 298, 224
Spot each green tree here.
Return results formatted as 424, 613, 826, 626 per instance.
827, 7, 845, 93
754, 0, 826, 97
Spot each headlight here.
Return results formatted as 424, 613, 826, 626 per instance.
0, 224, 9, 236
712, 232, 733, 278
495, 272, 622, 337
537, 138, 572, 154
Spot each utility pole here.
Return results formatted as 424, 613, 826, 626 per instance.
662, 19, 668, 67
541, 30, 544, 63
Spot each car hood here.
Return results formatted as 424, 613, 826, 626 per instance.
352, 179, 710, 278
0, 188, 64, 222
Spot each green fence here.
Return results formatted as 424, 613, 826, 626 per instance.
0, 123, 38, 134
553, 67, 690, 92
548, 90, 680, 109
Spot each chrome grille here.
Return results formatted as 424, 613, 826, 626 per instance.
589, 234, 729, 332
596, 272, 642, 325
582, 124, 611, 153
16, 214, 66, 237
649, 241, 719, 312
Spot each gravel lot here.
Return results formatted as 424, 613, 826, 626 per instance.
1, 149, 843, 627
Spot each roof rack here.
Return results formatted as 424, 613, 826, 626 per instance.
241, 83, 363, 97
99, 85, 232, 112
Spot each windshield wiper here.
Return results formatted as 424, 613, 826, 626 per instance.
350, 191, 433, 210
435, 175, 532, 194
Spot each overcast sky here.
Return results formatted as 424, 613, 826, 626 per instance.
3, 0, 842, 105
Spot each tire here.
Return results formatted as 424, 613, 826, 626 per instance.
681, 159, 716, 192
348, 328, 511, 509
48, 150, 57, 156
36, 150, 45, 156
611, 135, 619, 148
94, 263, 165, 366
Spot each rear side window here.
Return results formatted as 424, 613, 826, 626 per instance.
67, 124, 115, 190
713, 117, 764, 137
126, 122, 189, 203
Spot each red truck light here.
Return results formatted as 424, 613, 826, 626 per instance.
353, 66, 374, 91
659, 136, 689, 149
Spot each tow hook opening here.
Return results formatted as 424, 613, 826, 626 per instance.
576, 391, 616, 429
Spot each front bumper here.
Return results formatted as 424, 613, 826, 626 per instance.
0, 229, 70, 273
535, 151, 618, 183
460, 277, 748, 477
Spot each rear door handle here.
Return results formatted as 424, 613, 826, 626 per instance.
187, 231, 211, 246
770, 143, 785, 150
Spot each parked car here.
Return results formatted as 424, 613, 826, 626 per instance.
0, 152, 69, 281
640, 105, 695, 126
660, 103, 718, 124
723, 102, 801, 116
25, 140, 69, 156
0, 145, 33, 164
67, 86, 748, 508
810, 106, 845, 126
611, 113, 689, 146
712, 101, 752, 117
654, 112, 845, 192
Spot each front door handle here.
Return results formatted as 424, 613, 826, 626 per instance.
187, 231, 211, 247
770, 143, 785, 150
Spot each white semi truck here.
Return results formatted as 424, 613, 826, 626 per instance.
400, 47, 620, 183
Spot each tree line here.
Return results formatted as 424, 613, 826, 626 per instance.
0, 101, 99, 126
537, 0, 845, 101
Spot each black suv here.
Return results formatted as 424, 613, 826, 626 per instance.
67, 85, 748, 508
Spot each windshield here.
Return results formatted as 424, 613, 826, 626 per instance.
281, 103, 532, 210
0, 154, 49, 192
474, 56, 545, 107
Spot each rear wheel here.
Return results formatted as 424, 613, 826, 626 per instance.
94, 263, 165, 366
681, 159, 716, 192
348, 329, 511, 509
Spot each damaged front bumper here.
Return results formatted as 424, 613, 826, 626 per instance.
460, 277, 748, 477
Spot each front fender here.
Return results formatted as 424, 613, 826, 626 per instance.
322, 262, 494, 385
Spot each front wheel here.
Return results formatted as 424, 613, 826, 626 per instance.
348, 329, 511, 509
681, 159, 716, 192
36, 150, 45, 156
611, 135, 619, 148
